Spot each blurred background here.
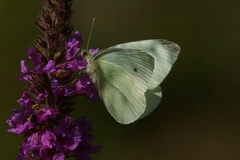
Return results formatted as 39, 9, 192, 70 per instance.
1, 0, 240, 159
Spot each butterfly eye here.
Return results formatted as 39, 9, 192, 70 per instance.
82, 51, 87, 57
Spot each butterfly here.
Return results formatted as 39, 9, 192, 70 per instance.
85, 39, 180, 124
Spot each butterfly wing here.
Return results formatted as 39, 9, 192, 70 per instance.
140, 85, 162, 119
86, 39, 180, 124
109, 39, 180, 89
87, 49, 155, 124
109, 39, 180, 119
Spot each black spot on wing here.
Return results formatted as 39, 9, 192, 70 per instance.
133, 68, 137, 72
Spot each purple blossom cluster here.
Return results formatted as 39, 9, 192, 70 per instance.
6, 0, 103, 158
6, 31, 102, 159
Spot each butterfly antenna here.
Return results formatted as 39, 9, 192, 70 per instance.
86, 17, 96, 51
72, 18, 96, 84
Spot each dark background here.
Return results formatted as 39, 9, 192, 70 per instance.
1, 0, 240, 159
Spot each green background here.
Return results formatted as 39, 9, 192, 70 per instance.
1, 0, 240, 159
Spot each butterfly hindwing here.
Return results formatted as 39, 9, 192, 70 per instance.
141, 85, 162, 118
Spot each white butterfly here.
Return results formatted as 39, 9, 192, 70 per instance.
85, 39, 180, 124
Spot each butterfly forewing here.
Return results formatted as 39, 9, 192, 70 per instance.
110, 39, 180, 89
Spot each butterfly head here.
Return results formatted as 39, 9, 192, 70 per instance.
81, 48, 99, 62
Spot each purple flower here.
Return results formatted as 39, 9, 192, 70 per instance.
13, 116, 102, 159
73, 117, 103, 159
6, 92, 35, 134
72, 118, 102, 160
7, 30, 101, 159
27, 47, 41, 68
66, 55, 87, 71
17, 91, 34, 110
43, 60, 56, 73
66, 31, 83, 61
75, 75, 99, 102
36, 91, 48, 104
7, 0, 102, 159
54, 117, 82, 151
17, 60, 30, 81
51, 79, 75, 97
89, 48, 99, 54
41, 129, 57, 148
37, 108, 57, 123
20, 60, 29, 74
7, 120, 33, 135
